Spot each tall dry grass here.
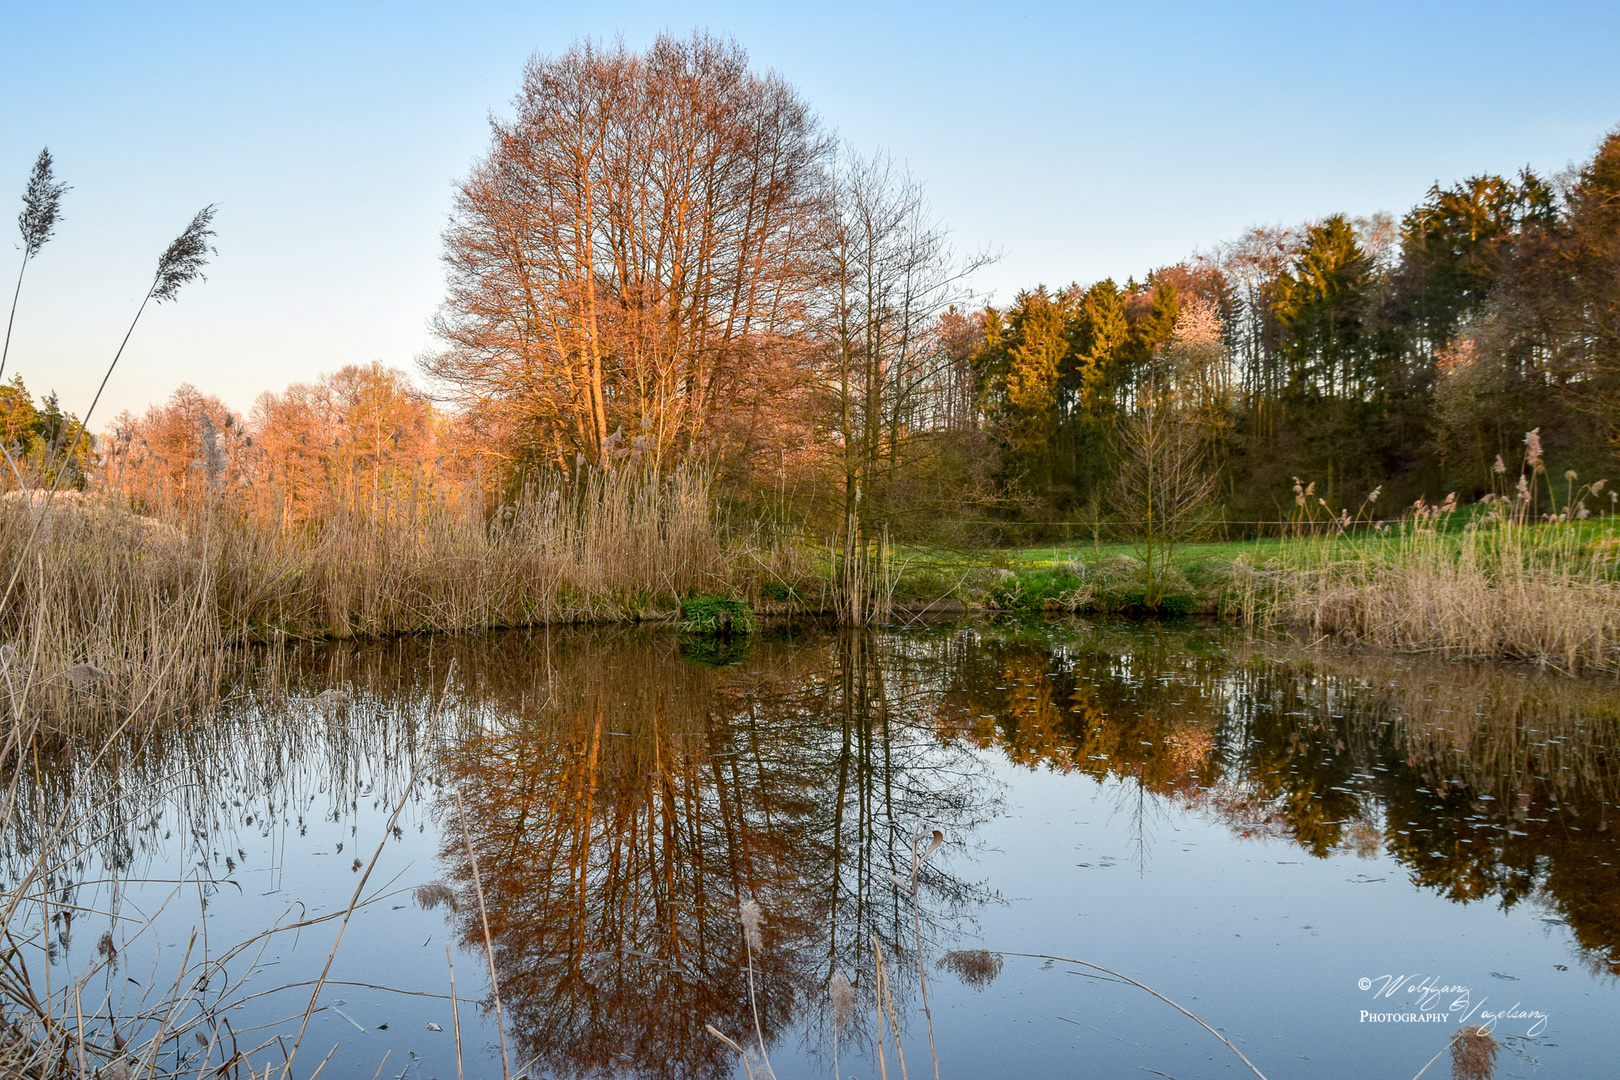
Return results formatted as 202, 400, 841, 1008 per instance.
0, 462, 816, 732
1233, 474, 1620, 674
0, 642, 467, 1080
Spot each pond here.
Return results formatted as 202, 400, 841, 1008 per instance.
9, 619, 1619, 1079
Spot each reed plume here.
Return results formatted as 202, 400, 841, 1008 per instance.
4, 148, 70, 382
1450, 1026, 1498, 1080
737, 897, 774, 1078
58, 205, 216, 481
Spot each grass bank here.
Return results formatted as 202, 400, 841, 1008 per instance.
888, 513, 1620, 674
6, 468, 1620, 737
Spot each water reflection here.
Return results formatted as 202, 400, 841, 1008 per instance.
935, 621, 1620, 976
433, 629, 996, 1080
4, 619, 1618, 1079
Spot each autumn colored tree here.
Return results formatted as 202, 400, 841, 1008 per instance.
430, 32, 826, 471
252, 362, 439, 517
105, 384, 242, 502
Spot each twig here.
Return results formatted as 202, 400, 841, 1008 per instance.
910, 828, 941, 1080
1409, 1030, 1463, 1080
703, 1024, 756, 1080
997, 951, 1269, 1080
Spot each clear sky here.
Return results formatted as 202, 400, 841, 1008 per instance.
4, 0, 1619, 423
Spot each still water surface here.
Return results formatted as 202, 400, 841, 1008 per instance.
15, 620, 1620, 1079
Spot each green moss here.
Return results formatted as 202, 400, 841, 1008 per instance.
680, 594, 756, 637
974, 556, 1204, 616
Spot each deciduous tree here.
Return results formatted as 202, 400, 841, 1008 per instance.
430, 32, 826, 471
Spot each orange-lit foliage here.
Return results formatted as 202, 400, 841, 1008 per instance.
0, 377, 37, 446
103, 363, 509, 523
252, 362, 440, 518
105, 383, 245, 499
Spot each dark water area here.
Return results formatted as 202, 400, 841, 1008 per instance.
10, 619, 1620, 1079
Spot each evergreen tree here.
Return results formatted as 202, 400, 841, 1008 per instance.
1397, 171, 1556, 356
1273, 215, 1369, 400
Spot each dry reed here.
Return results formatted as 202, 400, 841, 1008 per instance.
1234, 483, 1620, 674
0, 639, 477, 1080
0, 461, 814, 733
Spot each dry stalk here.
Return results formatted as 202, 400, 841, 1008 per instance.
737, 898, 773, 1079
870, 934, 908, 1080
444, 945, 464, 1080
703, 1024, 757, 1080
996, 951, 1270, 1080
453, 788, 509, 1080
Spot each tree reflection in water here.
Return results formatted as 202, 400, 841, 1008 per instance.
934, 620, 1620, 978
431, 628, 998, 1080
7, 619, 1618, 1079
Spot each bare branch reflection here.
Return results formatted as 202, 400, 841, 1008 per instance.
433, 629, 998, 1080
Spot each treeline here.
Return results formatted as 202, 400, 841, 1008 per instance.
0, 377, 92, 488
971, 133, 1620, 528
94, 363, 502, 519
422, 29, 1620, 540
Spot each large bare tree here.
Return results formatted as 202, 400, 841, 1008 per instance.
430, 32, 827, 469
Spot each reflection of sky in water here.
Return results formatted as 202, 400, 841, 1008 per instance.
7, 621, 1617, 1079
936, 762, 1601, 1080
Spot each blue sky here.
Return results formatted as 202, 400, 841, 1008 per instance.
4, 0, 1618, 421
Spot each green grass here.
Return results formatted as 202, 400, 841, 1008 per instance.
908, 515, 1620, 571
680, 594, 756, 636
886, 516, 1620, 616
